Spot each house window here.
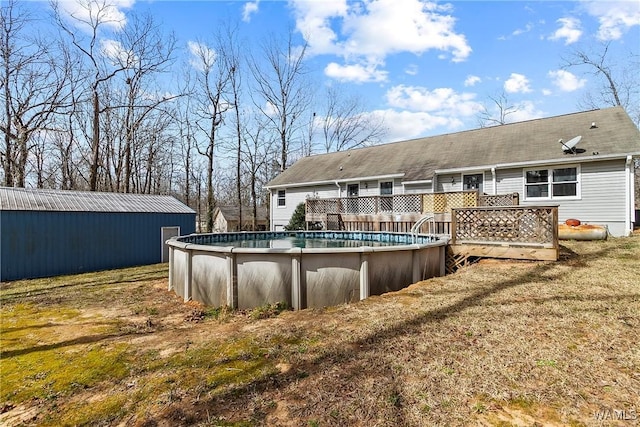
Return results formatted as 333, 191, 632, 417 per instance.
379, 181, 393, 195
463, 174, 483, 193
347, 184, 359, 197
277, 190, 286, 207
525, 166, 578, 199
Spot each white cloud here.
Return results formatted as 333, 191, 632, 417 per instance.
582, 1, 640, 41
188, 41, 216, 72
242, 1, 259, 22
512, 22, 534, 36
549, 17, 582, 44
100, 39, 135, 66
504, 73, 532, 94
542, 89, 553, 96
290, 0, 472, 81
548, 69, 587, 92
508, 101, 546, 123
405, 64, 419, 76
385, 85, 482, 117
464, 75, 481, 87
324, 62, 388, 83
370, 109, 464, 141
55, 0, 134, 32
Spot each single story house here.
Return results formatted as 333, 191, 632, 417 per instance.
212, 205, 268, 232
265, 107, 639, 237
0, 187, 195, 281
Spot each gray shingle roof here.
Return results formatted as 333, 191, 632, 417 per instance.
216, 206, 269, 222
0, 187, 195, 214
266, 107, 640, 187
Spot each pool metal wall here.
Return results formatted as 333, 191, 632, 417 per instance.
168, 234, 447, 310
1, 210, 195, 281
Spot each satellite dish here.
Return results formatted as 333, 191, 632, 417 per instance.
560, 135, 582, 154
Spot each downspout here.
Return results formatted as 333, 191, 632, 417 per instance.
491, 167, 497, 195
335, 180, 341, 197
270, 189, 275, 231
625, 155, 632, 236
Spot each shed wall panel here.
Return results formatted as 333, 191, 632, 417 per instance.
1, 211, 194, 281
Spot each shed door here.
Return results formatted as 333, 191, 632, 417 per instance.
161, 227, 180, 263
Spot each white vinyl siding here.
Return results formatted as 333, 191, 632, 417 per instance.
498, 160, 628, 235
568, 160, 626, 222
403, 182, 432, 194
435, 174, 459, 193
270, 185, 341, 231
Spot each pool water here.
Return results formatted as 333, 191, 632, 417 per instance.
215, 237, 402, 249
181, 231, 435, 249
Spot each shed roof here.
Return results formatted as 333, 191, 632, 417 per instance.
266, 107, 640, 188
215, 205, 268, 222
0, 187, 195, 214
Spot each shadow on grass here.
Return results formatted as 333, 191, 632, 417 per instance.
176, 240, 635, 423
0, 265, 168, 304
0, 331, 132, 359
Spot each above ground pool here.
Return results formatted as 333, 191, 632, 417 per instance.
167, 231, 448, 310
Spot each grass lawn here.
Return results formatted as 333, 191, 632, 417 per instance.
1, 236, 639, 426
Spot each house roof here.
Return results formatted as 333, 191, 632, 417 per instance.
0, 187, 195, 214
266, 107, 640, 188
214, 205, 268, 222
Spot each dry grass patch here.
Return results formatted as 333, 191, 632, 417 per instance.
1, 236, 639, 426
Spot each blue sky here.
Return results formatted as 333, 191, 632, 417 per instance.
28, 0, 640, 142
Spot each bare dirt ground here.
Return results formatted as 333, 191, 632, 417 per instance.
1, 235, 639, 426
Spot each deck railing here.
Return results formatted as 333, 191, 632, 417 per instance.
306, 191, 520, 233
450, 206, 558, 247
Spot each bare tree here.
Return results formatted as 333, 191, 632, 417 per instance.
561, 41, 639, 126
1, 0, 73, 187
52, 0, 131, 191
320, 86, 386, 152
477, 90, 518, 127
112, 12, 177, 193
250, 31, 311, 172
242, 116, 275, 231
190, 37, 234, 232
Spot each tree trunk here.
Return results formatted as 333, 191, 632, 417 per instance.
89, 89, 100, 191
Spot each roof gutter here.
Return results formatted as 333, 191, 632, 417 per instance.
434, 152, 640, 175
265, 173, 405, 190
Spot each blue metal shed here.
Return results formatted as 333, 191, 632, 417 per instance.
0, 187, 195, 281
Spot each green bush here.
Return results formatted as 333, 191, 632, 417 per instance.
285, 203, 322, 231
284, 203, 306, 230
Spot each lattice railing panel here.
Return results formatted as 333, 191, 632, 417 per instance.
452, 207, 557, 245
308, 191, 512, 217
478, 193, 519, 207
393, 194, 422, 213
306, 198, 340, 215
423, 194, 435, 213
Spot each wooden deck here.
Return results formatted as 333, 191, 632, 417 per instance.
306, 192, 559, 263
